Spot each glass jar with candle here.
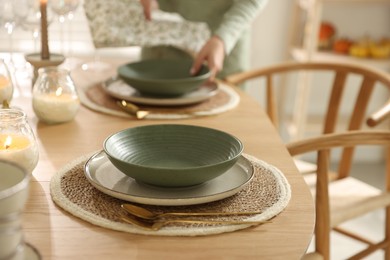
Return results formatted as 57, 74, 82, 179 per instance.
32, 67, 80, 124
0, 59, 13, 107
0, 109, 39, 173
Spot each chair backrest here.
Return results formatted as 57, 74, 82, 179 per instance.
225, 61, 390, 180
286, 130, 390, 259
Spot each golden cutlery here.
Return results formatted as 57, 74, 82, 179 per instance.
121, 204, 263, 220
121, 214, 270, 231
116, 100, 150, 119
116, 100, 204, 119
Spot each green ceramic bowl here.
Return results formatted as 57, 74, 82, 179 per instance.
117, 59, 211, 97
103, 124, 243, 187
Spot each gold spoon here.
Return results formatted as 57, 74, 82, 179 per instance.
121, 204, 263, 220
121, 214, 270, 231
116, 100, 150, 119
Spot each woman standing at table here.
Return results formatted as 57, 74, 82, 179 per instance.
139, 0, 268, 82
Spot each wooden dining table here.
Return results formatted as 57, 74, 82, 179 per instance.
14, 57, 315, 259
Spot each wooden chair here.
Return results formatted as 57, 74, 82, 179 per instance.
225, 61, 390, 181
286, 130, 390, 259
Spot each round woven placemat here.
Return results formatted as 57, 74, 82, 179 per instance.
50, 153, 291, 236
78, 81, 240, 119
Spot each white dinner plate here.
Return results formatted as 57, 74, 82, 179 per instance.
84, 150, 254, 206
101, 77, 218, 106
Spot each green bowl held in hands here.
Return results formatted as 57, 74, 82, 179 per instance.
117, 59, 211, 97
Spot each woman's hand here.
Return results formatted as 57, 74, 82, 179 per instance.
139, 0, 158, 21
191, 36, 225, 81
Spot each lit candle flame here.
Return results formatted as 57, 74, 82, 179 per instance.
4, 135, 12, 150
55, 87, 63, 96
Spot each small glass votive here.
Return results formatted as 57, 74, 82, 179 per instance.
0, 109, 39, 174
0, 160, 37, 260
0, 59, 14, 107
32, 67, 80, 124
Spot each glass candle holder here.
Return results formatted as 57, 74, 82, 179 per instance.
32, 67, 80, 124
0, 109, 39, 174
0, 59, 14, 107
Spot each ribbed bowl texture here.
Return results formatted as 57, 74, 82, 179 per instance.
103, 124, 243, 187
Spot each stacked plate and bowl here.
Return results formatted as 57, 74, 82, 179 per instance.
84, 124, 254, 206
102, 59, 218, 106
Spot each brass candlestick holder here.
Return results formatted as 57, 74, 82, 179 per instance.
25, 53, 65, 87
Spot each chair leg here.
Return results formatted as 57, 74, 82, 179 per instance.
315, 151, 331, 260
386, 147, 390, 260
385, 206, 390, 260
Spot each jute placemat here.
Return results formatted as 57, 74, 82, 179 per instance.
78, 81, 240, 119
50, 153, 291, 236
